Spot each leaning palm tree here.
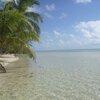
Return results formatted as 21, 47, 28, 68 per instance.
4, 0, 42, 53
0, 0, 42, 72
5, 0, 42, 35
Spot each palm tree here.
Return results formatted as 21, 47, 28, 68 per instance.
5, 0, 42, 34
0, 0, 42, 57
0, 0, 42, 72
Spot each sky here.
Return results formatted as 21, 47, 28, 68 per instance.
32, 0, 100, 50
1, 0, 100, 50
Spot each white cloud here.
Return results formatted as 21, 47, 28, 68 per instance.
54, 30, 62, 37
59, 13, 67, 19
27, 6, 42, 13
44, 12, 53, 19
69, 34, 75, 38
75, 20, 100, 44
1, 0, 12, 2
27, 5, 54, 19
34, 30, 84, 50
45, 4, 56, 11
5, 0, 12, 1
27, 7, 37, 12
42, 3, 56, 19
0, 0, 16, 2
59, 39, 64, 44
34, 20, 100, 50
75, 0, 92, 3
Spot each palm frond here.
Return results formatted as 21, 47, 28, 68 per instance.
4, 1, 16, 10
4, 37, 36, 59
16, 0, 40, 12
25, 12, 43, 23
0, 0, 42, 59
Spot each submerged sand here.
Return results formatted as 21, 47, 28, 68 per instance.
1, 52, 100, 100
0, 56, 36, 100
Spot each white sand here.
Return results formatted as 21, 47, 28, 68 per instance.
0, 54, 16, 58
0, 54, 19, 66
0, 57, 19, 63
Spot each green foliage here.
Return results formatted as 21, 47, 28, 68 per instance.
0, 0, 42, 59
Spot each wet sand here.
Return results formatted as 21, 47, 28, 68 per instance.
0, 56, 37, 100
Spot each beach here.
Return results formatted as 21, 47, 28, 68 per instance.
0, 51, 100, 100
0, 54, 19, 66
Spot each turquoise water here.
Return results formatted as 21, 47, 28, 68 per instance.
1, 51, 100, 100
35, 51, 100, 100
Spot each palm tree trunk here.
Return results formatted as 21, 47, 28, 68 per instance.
0, 63, 6, 73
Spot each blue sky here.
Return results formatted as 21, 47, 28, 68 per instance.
3, 0, 100, 50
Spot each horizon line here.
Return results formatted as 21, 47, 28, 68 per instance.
36, 48, 100, 52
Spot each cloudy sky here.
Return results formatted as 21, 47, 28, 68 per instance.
32, 0, 100, 50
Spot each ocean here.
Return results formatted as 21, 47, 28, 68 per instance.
0, 51, 100, 100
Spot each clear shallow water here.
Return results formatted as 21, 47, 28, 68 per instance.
0, 51, 100, 100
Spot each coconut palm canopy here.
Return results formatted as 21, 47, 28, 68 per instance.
0, 0, 42, 59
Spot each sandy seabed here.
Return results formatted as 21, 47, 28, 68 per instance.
1, 52, 100, 100
0, 56, 37, 100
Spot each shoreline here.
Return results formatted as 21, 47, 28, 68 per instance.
0, 54, 19, 67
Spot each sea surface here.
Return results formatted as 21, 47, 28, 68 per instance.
0, 51, 100, 100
